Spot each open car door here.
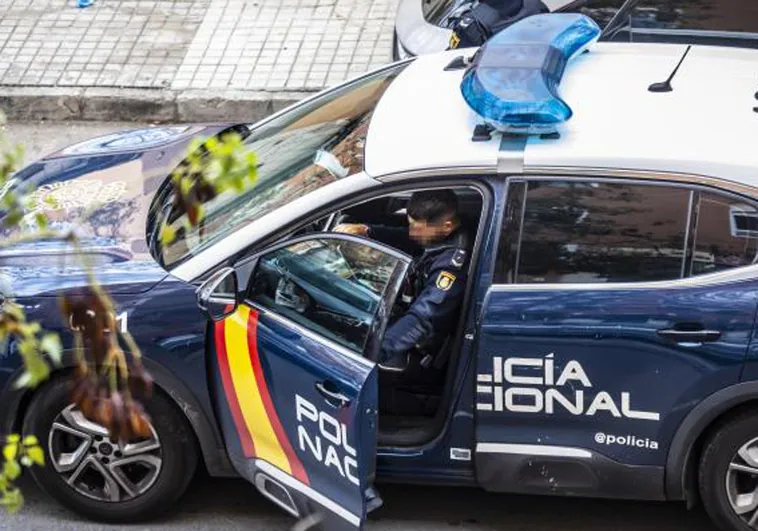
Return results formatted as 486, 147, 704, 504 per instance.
198, 234, 411, 530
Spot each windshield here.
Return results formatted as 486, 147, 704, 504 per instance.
148, 63, 409, 269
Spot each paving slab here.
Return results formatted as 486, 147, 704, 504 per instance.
0, 0, 399, 122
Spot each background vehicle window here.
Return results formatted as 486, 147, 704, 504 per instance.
570, 0, 627, 28
248, 238, 404, 352
690, 192, 758, 276
621, 0, 758, 34
513, 181, 690, 284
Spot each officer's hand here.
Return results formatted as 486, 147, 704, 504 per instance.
333, 223, 369, 237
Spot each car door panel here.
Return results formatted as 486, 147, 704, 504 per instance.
207, 234, 410, 530
474, 178, 758, 498
476, 281, 756, 461
212, 304, 376, 529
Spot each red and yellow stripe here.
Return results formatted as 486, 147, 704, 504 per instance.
215, 305, 309, 485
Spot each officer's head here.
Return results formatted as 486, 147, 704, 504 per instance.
407, 190, 460, 246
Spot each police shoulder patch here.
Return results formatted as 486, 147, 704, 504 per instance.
436, 271, 456, 291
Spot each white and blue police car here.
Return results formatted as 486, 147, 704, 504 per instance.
3, 11, 758, 531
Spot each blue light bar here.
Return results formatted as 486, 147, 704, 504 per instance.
460, 13, 601, 135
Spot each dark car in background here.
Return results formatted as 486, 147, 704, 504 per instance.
393, 0, 758, 59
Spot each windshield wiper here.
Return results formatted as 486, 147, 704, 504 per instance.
600, 0, 640, 40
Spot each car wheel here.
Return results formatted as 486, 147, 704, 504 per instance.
700, 411, 758, 531
22, 375, 198, 523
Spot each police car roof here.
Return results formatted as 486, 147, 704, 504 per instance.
364, 42, 758, 191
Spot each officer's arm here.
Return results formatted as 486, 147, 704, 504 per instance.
366, 225, 421, 256
380, 259, 466, 361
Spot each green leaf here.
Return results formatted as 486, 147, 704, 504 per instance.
160, 224, 176, 245
3, 209, 22, 227
22, 435, 39, 447
40, 334, 62, 365
26, 446, 44, 467
34, 213, 48, 230
19, 321, 40, 336
43, 195, 58, 208
29, 366, 51, 388
179, 176, 192, 196
205, 137, 219, 154
3, 442, 17, 462
3, 302, 24, 321
3, 459, 21, 481
1, 488, 23, 514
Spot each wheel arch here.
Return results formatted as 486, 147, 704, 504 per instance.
1, 354, 235, 478
666, 381, 758, 504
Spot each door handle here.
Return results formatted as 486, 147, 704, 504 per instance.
315, 381, 351, 408
656, 328, 721, 343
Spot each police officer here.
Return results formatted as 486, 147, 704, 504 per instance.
335, 190, 471, 370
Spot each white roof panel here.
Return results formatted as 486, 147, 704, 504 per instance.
365, 42, 758, 189
364, 49, 502, 178
524, 43, 758, 187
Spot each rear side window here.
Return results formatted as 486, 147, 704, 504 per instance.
501, 181, 690, 284
690, 192, 758, 276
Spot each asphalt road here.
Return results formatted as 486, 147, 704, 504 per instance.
1, 473, 719, 531
0, 121, 721, 530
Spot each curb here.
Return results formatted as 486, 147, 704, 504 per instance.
0, 87, 316, 123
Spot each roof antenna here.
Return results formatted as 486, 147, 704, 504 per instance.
649, 45, 692, 93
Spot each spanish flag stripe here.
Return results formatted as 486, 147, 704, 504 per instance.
225, 306, 292, 474
246, 309, 310, 486
214, 319, 256, 458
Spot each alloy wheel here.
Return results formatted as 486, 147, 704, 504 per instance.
727, 436, 758, 528
47, 404, 162, 503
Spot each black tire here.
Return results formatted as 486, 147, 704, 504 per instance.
23, 375, 198, 523
699, 410, 758, 531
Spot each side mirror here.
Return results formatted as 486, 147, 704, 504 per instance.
196, 267, 238, 321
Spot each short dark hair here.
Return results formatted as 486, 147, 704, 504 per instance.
407, 190, 459, 223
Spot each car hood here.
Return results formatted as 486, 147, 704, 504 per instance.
0, 124, 232, 298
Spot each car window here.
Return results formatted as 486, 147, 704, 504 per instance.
624, 0, 758, 34
690, 192, 758, 276
601, 0, 758, 41
505, 181, 690, 284
147, 63, 409, 270
248, 238, 406, 353
563, 0, 628, 28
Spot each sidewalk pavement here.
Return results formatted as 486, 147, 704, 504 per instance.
0, 0, 398, 123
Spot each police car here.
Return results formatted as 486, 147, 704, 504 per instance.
2, 12, 758, 531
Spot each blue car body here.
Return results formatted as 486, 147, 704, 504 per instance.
4, 138, 757, 514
